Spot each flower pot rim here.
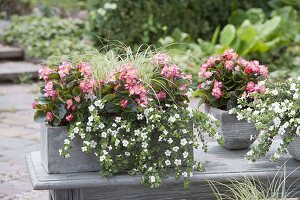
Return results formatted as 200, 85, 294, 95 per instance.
204, 103, 231, 114
43, 122, 67, 129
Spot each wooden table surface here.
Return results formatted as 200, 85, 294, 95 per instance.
26, 140, 300, 200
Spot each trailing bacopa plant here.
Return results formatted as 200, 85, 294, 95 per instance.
55, 51, 221, 188
230, 78, 300, 162
195, 49, 268, 110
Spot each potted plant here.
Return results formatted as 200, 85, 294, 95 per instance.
33, 51, 221, 188
230, 78, 300, 162
32, 60, 100, 173
195, 49, 268, 149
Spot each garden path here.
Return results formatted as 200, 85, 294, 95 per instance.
0, 83, 47, 200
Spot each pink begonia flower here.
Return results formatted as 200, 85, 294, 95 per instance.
45, 81, 53, 91
66, 114, 74, 122
43, 81, 58, 99
198, 68, 212, 79
212, 87, 223, 99
152, 53, 170, 65
214, 81, 223, 89
58, 61, 72, 78
198, 83, 203, 89
161, 64, 181, 79
179, 84, 187, 91
74, 96, 80, 102
79, 79, 95, 94
206, 57, 216, 67
32, 102, 37, 109
120, 99, 129, 108
38, 66, 52, 81
225, 60, 234, 70
77, 63, 92, 77
246, 82, 256, 93
66, 99, 73, 109
157, 91, 167, 100
46, 112, 53, 122
259, 65, 268, 77
71, 105, 77, 111
222, 49, 238, 60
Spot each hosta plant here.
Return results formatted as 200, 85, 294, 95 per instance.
34, 51, 222, 188
195, 49, 268, 110
230, 78, 300, 162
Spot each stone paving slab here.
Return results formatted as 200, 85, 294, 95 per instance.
0, 83, 47, 199
0, 61, 40, 81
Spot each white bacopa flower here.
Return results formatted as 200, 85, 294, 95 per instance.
167, 138, 173, 144
246, 150, 254, 156
183, 151, 189, 159
88, 116, 94, 122
182, 171, 188, 178
168, 116, 176, 123
86, 127, 92, 132
142, 142, 148, 148
76, 122, 81, 126
273, 117, 281, 127
122, 140, 129, 147
87, 121, 93, 127
165, 159, 171, 166
98, 123, 105, 129
174, 114, 180, 118
273, 152, 280, 159
58, 149, 62, 155
125, 152, 130, 156
163, 130, 168, 135
180, 138, 187, 146
115, 117, 121, 123
108, 145, 112, 151
88, 105, 95, 112
137, 114, 143, 120
182, 129, 187, 134
172, 146, 179, 152
100, 132, 106, 138
293, 93, 299, 99
81, 146, 87, 152
236, 113, 244, 120
90, 140, 97, 148
112, 123, 117, 128
99, 155, 106, 162
65, 154, 70, 158
150, 176, 156, 183
64, 139, 70, 145
165, 150, 171, 156
115, 139, 120, 146
271, 90, 279, 95
174, 159, 182, 166
73, 127, 79, 134
94, 100, 104, 109
79, 132, 86, 139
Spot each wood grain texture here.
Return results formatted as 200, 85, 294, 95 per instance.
26, 140, 300, 199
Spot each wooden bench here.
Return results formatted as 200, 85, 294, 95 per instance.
26, 141, 300, 200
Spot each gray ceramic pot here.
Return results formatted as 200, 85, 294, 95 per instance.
286, 135, 300, 161
41, 123, 100, 174
204, 104, 259, 150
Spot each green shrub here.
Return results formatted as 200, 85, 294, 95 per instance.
2, 15, 95, 60
88, 0, 232, 49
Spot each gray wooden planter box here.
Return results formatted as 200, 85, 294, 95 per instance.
204, 104, 259, 150
287, 135, 300, 161
41, 123, 100, 174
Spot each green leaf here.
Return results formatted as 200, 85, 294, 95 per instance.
211, 26, 220, 45
257, 16, 281, 39
105, 102, 121, 113
72, 86, 81, 96
220, 24, 236, 47
101, 93, 117, 103
237, 21, 256, 44
48, 73, 60, 80
124, 99, 137, 113
37, 96, 50, 105
56, 103, 67, 119
34, 110, 45, 123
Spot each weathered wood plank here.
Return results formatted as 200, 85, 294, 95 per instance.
0, 46, 23, 60
26, 140, 300, 191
